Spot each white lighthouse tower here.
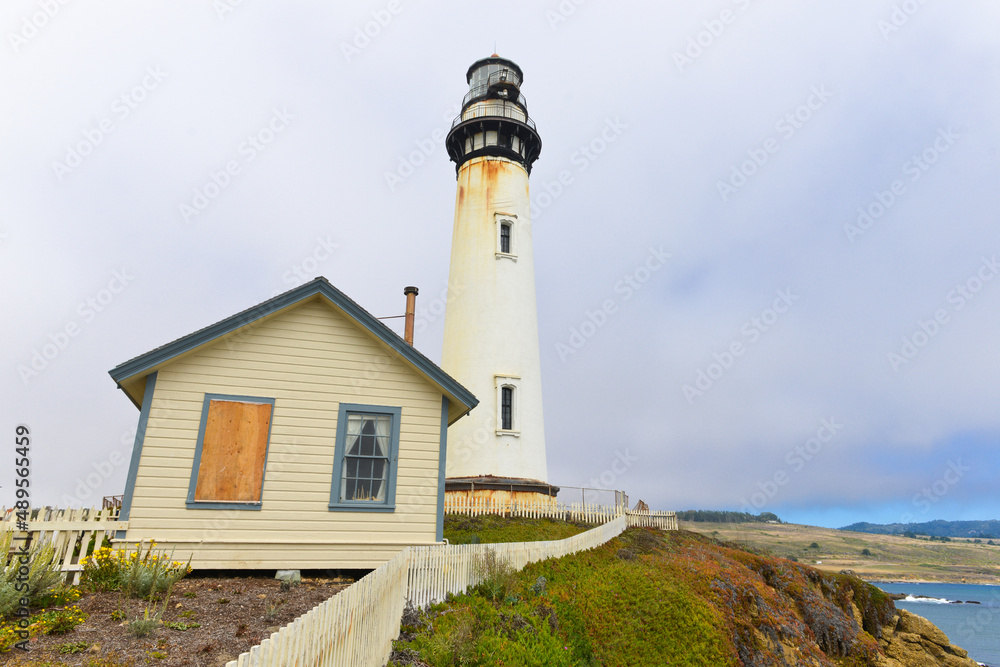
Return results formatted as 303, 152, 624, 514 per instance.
441, 55, 555, 504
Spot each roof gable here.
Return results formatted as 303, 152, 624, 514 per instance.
109, 278, 477, 423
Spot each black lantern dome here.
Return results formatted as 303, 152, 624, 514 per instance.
445, 55, 542, 175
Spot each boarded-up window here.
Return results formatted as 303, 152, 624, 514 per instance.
194, 399, 272, 503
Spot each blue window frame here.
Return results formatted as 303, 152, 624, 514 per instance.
186, 393, 275, 510
329, 403, 401, 513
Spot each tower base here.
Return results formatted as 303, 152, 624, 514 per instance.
444, 476, 559, 508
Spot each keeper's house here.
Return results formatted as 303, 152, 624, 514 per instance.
109, 278, 477, 569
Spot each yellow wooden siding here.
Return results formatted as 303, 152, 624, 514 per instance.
119, 543, 423, 570
125, 298, 448, 569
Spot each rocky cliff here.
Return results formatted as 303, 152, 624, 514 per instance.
876, 609, 978, 667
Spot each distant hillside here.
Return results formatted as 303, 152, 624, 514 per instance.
676, 509, 781, 523
682, 520, 1000, 584
842, 519, 1000, 539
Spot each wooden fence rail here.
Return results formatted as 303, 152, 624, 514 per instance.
1, 506, 126, 584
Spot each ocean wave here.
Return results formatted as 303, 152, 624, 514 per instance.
903, 595, 953, 604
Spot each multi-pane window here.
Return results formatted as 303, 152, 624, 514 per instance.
340, 414, 391, 502
501, 386, 514, 431
500, 223, 511, 254
329, 403, 400, 512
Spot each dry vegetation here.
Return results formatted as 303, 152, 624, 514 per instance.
682, 521, 1000, 583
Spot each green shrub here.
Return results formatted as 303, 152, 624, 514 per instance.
402, 595, 575, 667
81, 541, 191, 599
31, 605, 88, 634
472, 550, 517, 602
164, 620, 200, 630
60, 640, 90, 654
128, 605, 161, 638
0, 529, 63, 619
35, 585, 83, 608
0, 622, 19, 652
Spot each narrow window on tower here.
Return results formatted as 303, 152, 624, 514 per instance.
494, 375, 521, 435
501, 386, 513, 430
495, 213, 517, 260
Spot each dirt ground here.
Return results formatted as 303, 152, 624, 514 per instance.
1, 573, 352, 666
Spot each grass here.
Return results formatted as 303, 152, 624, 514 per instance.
395, 520, 895, 666
443, 514, 590, 545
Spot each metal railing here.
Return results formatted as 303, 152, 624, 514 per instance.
463, 69, 527, 109
451, 101, 537, 132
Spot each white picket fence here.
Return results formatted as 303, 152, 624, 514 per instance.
225, 510, 681, 667
626, 509, 679, 531
228, 548, 411, 666
0, 506, 126, 584
444, 495, 625, 525
225, 514, 631, 667
444, 495, 677, 531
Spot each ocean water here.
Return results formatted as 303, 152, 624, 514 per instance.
873, 582, 1000, 666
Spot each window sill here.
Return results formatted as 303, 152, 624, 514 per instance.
328, 504, 397, 513
495, 252, 518, 262
495, 429, 521, 437
185, 501, 262, 510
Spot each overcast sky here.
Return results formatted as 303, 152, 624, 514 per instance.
3, 1, 998, 529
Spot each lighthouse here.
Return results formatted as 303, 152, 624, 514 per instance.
441, 55, 555, 504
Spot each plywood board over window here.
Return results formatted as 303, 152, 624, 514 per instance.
187, 395, 275, 508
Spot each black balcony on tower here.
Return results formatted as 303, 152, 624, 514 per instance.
446, 56, 542, 175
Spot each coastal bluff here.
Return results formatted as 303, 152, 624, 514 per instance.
390, 522, 984, 665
